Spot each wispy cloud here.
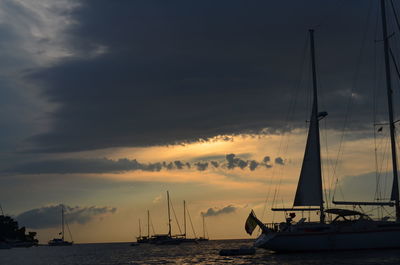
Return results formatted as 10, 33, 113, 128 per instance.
16, 204, 117, 229
153, 195, 162, 204
201, 205, 237, 217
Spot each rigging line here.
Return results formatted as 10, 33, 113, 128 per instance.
65, 216, 73, 242
265, 34, 310, 218
170, 199, 182, 234
374, 28, 381, 202
373, 8, 388, 202
331, 0, 375, 197
390, 0, 400, 33
322, 118, 331, 209
151, 217, 156, 235
66, 222, 73, 242
390, 0, 400, 86
185, 205, 197, 238
389, 48, 400, 81
375, 132, 390, 200
271, 31, 312, 213
381, 204, 395, 218
383, 136, 391, 201
317, 73, 335, 207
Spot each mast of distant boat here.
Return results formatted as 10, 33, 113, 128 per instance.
167, 191, 172, 237
202, 214, 206, 239
62, 205, 65, 241
183, 200, 186, 238
138, 218, 142, 238
380, 0, 400, 221
147, 210, 150, 238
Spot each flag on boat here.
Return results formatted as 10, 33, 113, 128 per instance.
245, 210, 258, 235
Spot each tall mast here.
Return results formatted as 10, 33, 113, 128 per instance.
202, 214, 206, 238
309, 29, 325, 223
147, 210, 150, 237
380, 0, 400, 221
62, 205, 65, 241
167, 191, 171, 236
183, 200, 186, 238
138, 218, 142, 237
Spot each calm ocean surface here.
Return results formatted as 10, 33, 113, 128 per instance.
1, 239, 400, 265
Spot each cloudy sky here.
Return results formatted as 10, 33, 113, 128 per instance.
1, 0, 400, 243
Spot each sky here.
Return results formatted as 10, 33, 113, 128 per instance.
1, 0, 400, 243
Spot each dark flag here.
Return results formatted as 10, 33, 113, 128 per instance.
245, 210, 258, 235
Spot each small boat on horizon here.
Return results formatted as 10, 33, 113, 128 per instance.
197, 214, 209, 242
135, 210, 151, 244
48, 205, 73, 246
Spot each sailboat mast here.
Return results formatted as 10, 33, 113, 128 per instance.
62, 205, 65, 241
147, 210, 150, 237
309, 29, 325, 223
202, 214, 205, 238
380, 0, 400, 221
139, 218, 142, 237
167, 191, 171, 236
183, 200, 186, 238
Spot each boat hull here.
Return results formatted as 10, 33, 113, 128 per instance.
48, 239, 73, 246
256, 226, 400, 252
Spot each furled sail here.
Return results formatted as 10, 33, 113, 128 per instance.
293, 100, 323, 206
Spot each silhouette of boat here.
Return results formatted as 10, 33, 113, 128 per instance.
136, 210, 151, 243
197, 214, 209, 241
48, 205, 73, 246
248, 1, 400, 252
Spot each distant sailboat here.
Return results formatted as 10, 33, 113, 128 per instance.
247, 0, 400, 252
48, 205, 73, 246
136, 210, 151, 243
197, 214, 209, 241
180, 200, 198, 243
149, 191, 183, 245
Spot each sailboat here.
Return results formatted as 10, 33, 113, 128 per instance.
136, 210, 151, 243
247, 0, 400, 252
197, 214, 209, 241
179, 200, 198, 243
149, 191, 183, 245
48, 205, 73, 246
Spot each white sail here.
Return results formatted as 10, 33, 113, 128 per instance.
293, 101, 323, 206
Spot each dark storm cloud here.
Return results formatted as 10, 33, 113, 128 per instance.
202, 205, 237, 217
194, 162, 209, 171
263, 156, 272, 168
174, 160, 184, 169
24, 0, 389, 152
210, 161, 219, 168
275, 157, 285, 165
226, 153, 248, 169
16, 204, 117, 229
3, 158, 166, 174
249, 160, 259, 171
3, 153, 279, 174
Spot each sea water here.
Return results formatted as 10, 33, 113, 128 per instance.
0, 239, 400, 265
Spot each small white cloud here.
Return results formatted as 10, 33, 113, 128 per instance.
153, 194, 162, 204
